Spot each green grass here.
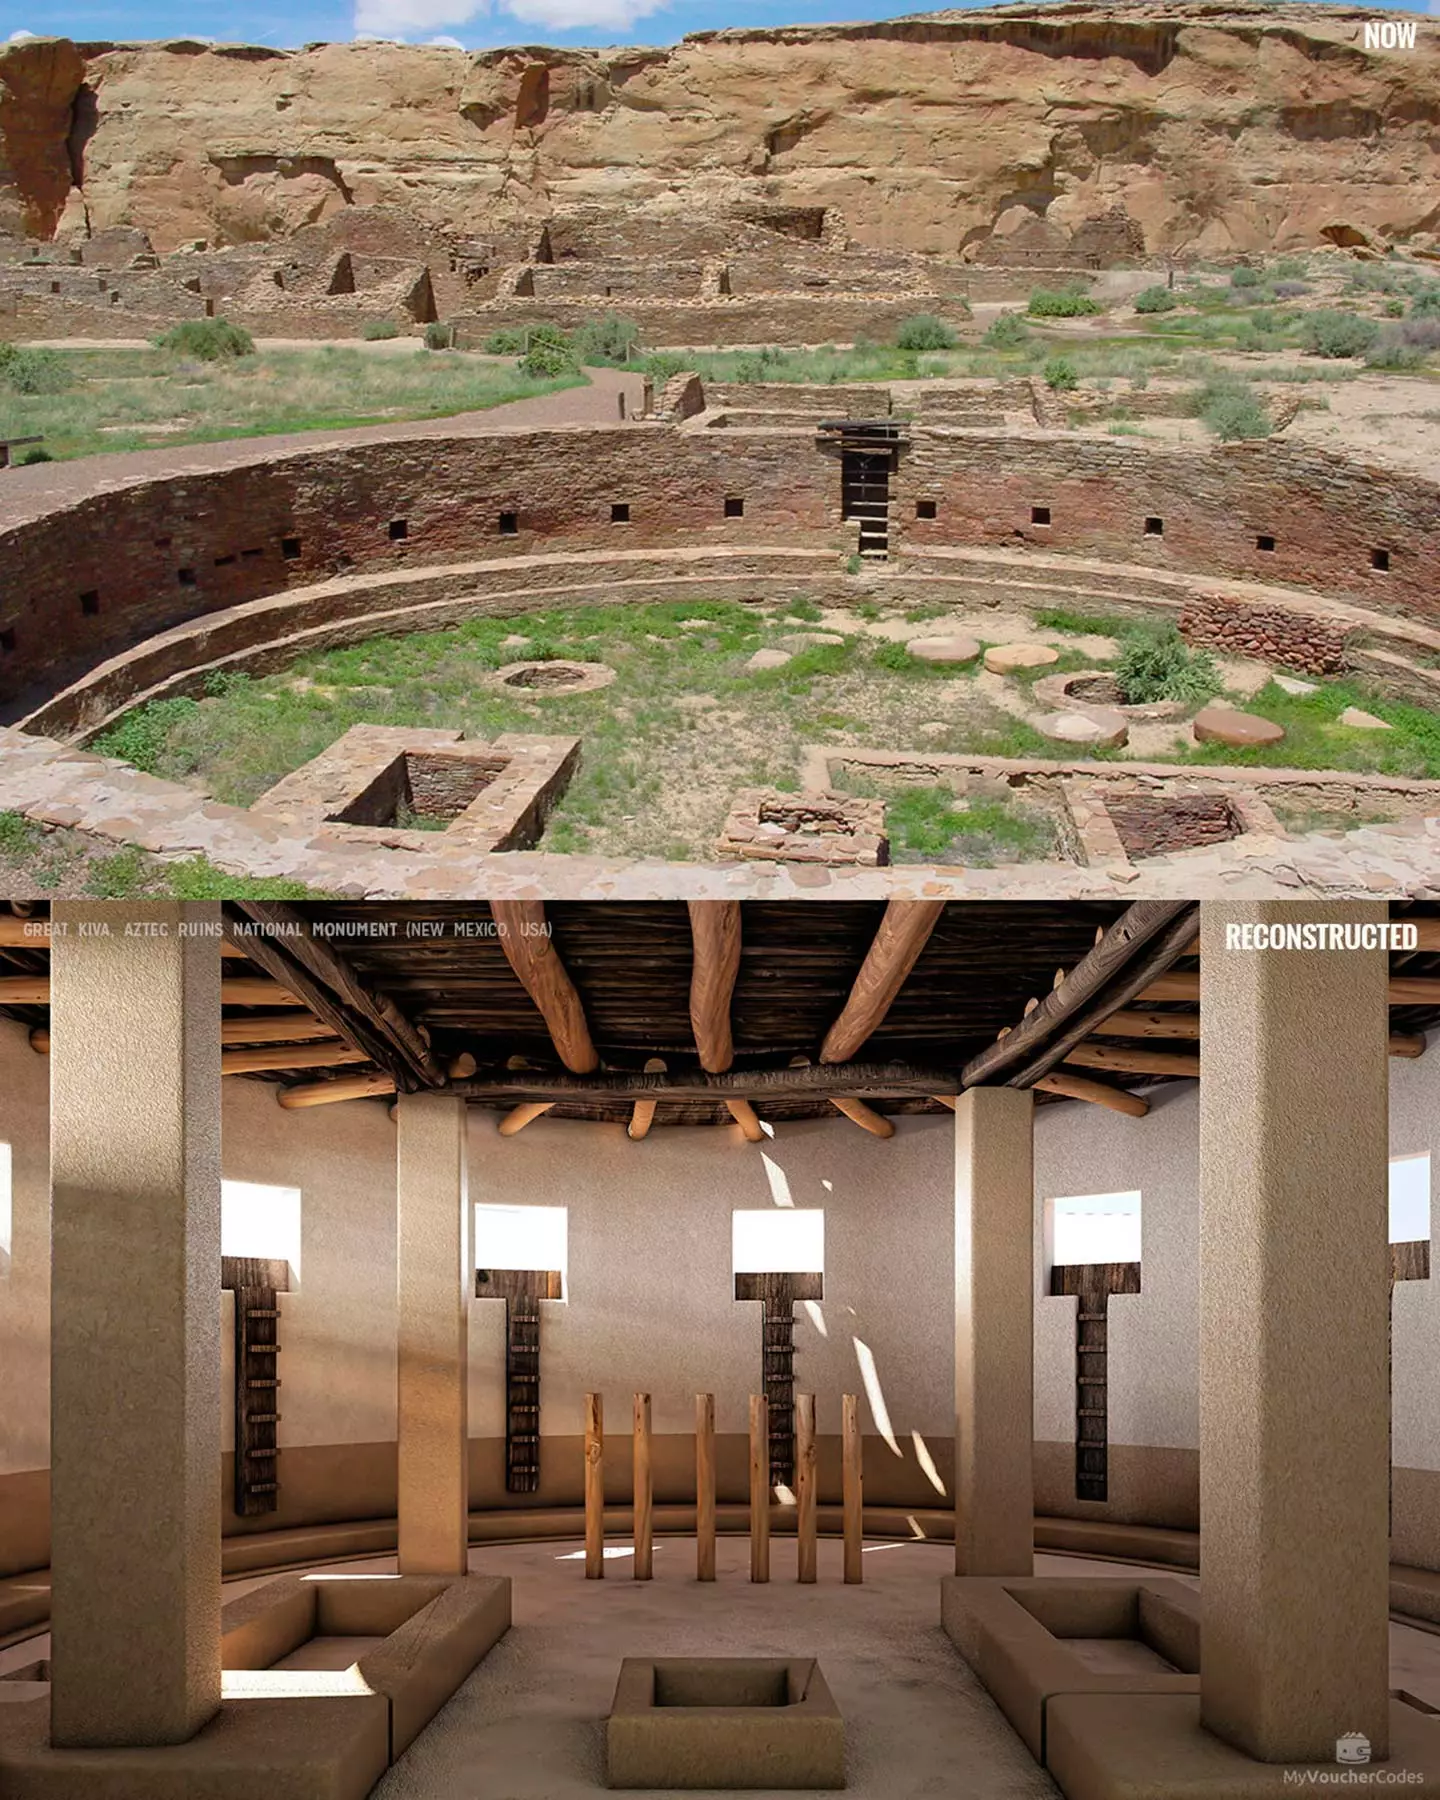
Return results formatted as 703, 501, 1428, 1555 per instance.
77, 596, 1440, 865
0, 809, 323, 896
0, 344, 586, 461
1177, 679, 1440, 780
848, 780, 1058, 865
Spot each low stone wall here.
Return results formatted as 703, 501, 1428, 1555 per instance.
705, 382, 892, 417
1178, 592, 1352, 675
451, 294, 974, 348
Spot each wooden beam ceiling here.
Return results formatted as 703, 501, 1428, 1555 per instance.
818, 900, 947, 1064
961, 901, 1200, 1091
688, 902, 742, 1074
490, 901, 599, 1075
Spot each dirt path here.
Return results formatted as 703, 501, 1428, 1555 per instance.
0, 367, 643, 528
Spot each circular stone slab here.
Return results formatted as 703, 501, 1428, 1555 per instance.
745, 648, 793, 672
984, 642, 1060, 675
1192, 705, 1286, 748
1339, 706, 1392, 731
1035, 709, 1130, 751
906, 634, 982, 666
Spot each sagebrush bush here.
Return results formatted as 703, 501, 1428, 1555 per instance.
1229, 265, 1262, 289
520, 334, 577, 377
1114, 624, 1222, 705
422, 320, 455, 351
1301, 310, 1380, 359
1043, 355, 1078, 391
1366, 328, 1428, 371
483, 329, 527, 354
154, 318, 254, 361
361, 319, 400, 340
1028, 289, 1101, 318
1272, 281, 1311, 300
0, 341, 70, 393
1133, 285, 1177, 313
894, 312, 957, 350
1411, 286, 1440, 319
572, 312, 641, 365
983, 311, 1029, 348
1194, 372, 1272, 440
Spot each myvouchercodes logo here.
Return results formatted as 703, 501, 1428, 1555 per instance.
1336, 1736, 1373, 1767
1361, 18, 1420, 49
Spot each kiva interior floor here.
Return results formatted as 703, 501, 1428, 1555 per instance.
369, 1535, 1057, 1799
10, 1538, 1440, 1795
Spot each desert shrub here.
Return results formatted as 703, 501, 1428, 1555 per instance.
894, 312, 957, 350
1114, 623, 1222, 705
483, 328, 527, 354
1366, 329, 1428, 371
983, 311, 1030, 348
1300, 309, 1380, 359
1043, 355, 1078, 391
1272, 281, 1311, 300
154, 318, 254, 360
1028, 288, 1101, 317
422, 320, 455, 351
1229, 265, 1262, 289
20, 447, 53, 463
1410, 286, 1440, 319
0, 342, 70, 393
1194, 371, 1272, 440
1133, 285, 1177, 313
1401, 317, 1440, 352
1384, 297, 1406, 318
520, 334, 577, 377
572, 312, 641, 365
361, 319, 400, 340
1270, 255, 1310, 279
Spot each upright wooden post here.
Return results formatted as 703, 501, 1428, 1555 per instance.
795, 1392, 817, 1583
842, 1392, 863, 1584
584, 1392, 604, 1579
749, 1393, 770, 1583
696, 1393, 716, 1582
633, 1391, 653, 1579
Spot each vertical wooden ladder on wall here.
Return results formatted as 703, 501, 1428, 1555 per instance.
820, 419, 908, 564
221, 1255, 293, 1517
1051, 1259, 1142, 1504
734, 1271, 824, 1487
476, 1267, 563, 1493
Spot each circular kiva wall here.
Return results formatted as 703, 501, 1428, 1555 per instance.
2, 424, 1439, 739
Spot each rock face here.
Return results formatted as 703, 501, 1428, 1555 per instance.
2, 3, 1439, 256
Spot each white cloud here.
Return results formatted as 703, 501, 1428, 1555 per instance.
427, 33, 467, 45
8, 28, 40, 39
354, 0, 660, 38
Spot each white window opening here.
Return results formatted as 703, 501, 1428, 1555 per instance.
1390, 1154, 1431, 1245
221, 1179, 302, 1280
1049, 1190, 1142, 1267
475, 1204, 568, 1298
732, 1208, 825, 1275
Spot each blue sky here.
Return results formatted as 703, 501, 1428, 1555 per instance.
5, 0, 1435, 54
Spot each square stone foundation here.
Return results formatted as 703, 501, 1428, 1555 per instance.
0, 1572, 510, 1797
606, 1657, 845, 1789
254, 725, 579, 853
940, 1577, 1200, 1762
1064, 780, 1282, 869
717, 789, 888, 866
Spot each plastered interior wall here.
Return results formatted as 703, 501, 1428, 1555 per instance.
5, 1020, 1440, 1570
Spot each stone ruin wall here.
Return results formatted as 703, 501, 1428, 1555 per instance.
2, 424, 1437, 721
1178, 594, 1353, 675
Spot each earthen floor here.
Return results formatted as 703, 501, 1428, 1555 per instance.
10, 1539, 1440, 1796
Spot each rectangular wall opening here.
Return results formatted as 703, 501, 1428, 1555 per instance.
724, 496, 745, 518
499, 512, 519, 535
1390, 1153, 1431, 1245
1144, 517, 1164, 537
222, 1179, 302, 1282
475, 1203, 568, 1299
1047, 1190, 1142, 1504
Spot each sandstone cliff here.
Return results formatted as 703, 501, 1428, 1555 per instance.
1, 1, 1437, 259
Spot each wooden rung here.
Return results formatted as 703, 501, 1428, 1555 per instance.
248, 1413, 281, 1424
247, 1379, 281, 1389
1078, 1312, 1107, 1321
1077, 1407, 1105, 1417
245, 1344, 279, 1353
246, 1309, 280, 1319
247, 1482, 278, 1494
245, 1448, 277, 1460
